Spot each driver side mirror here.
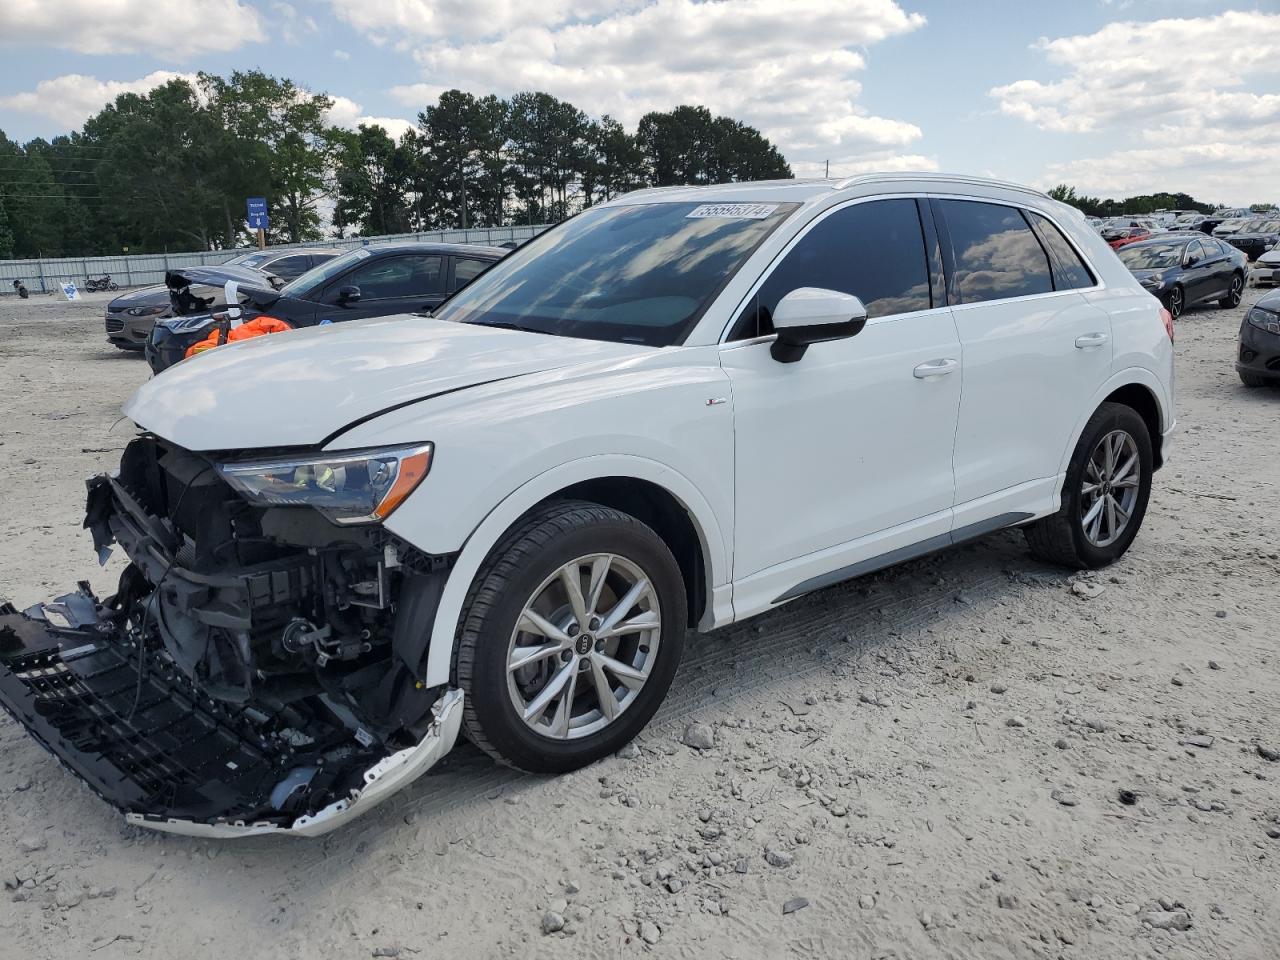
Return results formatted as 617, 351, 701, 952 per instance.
1183, 255, 1198, 268
337, 284, 362, 304
770, 287, 868, 363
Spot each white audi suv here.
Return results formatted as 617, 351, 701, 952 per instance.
0, 174, 1175, 836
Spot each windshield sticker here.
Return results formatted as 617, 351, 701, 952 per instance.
686, 203, 779, 220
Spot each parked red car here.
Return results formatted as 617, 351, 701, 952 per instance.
1102, 225, 1152, 249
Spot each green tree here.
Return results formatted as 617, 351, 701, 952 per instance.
637, 105, 790, 186
202, 71, 338, 243
333, 124, 415, 235
0, 195, 14, 260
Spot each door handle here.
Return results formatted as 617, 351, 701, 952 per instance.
1075, 332, 1110, 349
913, 358, 959, 379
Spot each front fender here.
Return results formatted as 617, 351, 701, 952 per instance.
413, 455, 731, 688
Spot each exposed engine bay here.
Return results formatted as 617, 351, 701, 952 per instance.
0, 435, 461, 834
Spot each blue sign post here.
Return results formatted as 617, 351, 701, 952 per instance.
246, 197, 269, 248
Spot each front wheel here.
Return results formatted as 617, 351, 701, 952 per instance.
1165, 285, 1184, 319
107, 282, 119, 292
1218, 273, 1243, 308
453, 500, 687, 773
1024, 402, 1153, 569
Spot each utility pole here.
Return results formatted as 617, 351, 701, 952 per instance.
825, 159, 829, 178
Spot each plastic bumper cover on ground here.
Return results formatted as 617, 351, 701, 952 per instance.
0, 602, 464, 838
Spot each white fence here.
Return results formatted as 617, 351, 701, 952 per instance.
0, 225, 553, 294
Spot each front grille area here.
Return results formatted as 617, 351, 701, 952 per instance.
105, 317, 125, 333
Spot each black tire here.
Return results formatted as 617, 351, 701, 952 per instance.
452, 499, 687, 773
108, 282, 119, 292
1024, 402, 1153, 569
1239, 369, 1271, 388
1165, 285, 1184, 319
1218, 272, 1243, 308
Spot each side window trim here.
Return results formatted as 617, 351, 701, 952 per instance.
718, 193, 940, 344
915, 197, 947, 309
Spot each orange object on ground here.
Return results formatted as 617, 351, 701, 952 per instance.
186, 316, 295, 359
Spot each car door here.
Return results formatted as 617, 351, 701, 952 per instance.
1180, 239, 1214, 305
934, 199, 1112, 523
720, 197, 962, 601
1197, 238, 1232, 300
320, 252, 448, 322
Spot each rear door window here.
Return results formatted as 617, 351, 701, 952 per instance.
730, 198, 931, 340
1026, 212, 1095, 290
267, 255, 312, 281
452, 257, 492, 292
938, 200, 1054, 304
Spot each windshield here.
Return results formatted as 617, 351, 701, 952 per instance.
1247, 220, 1280, 233
280, 248, 368, 299
1119, 241, 1187, 269
1216, 220, 1248, 233
434, 201, 798, 347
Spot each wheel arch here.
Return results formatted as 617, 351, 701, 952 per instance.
418, 456, 729, 688
1058, 369, 1172, 478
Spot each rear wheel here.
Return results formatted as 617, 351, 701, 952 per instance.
1218, 273, 1243, 308
1024, 402, 1153, 569
1166, 285, 1184, 319
453, 500, 687, 773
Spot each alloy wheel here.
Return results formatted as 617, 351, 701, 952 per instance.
506, 553, 661, 740
1080, 430, 1140, 548
1167, 286, 1184, 318
1226, 274, 1243, 307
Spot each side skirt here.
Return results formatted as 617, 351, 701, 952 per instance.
772, 512, 1033, 604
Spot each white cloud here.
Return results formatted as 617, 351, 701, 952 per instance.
325, 96, 416, 139
0, 71, 195, 127
0, 0, 263, 59
377, 0, 929, 174
333, 49, 352, 61
991, 10, 1280, 203
330, 0, 641, 44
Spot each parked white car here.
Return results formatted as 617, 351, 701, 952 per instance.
0, 174, 1175, 837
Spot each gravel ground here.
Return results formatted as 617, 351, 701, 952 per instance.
0, 287, 1277, 960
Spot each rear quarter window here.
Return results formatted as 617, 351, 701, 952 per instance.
1026, 212, 1096, 290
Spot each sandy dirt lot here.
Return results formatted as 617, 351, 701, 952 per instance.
0, 287, 1277, 960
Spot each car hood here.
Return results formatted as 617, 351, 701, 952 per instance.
123, 316, 655, 451
1256, 288, 1280, 312
108, 284, 171, 310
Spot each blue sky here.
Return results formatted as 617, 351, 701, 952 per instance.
1, 0, 1276, 205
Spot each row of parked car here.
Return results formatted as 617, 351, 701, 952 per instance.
105, 242, 512, 372
1088, 210, 1280, 263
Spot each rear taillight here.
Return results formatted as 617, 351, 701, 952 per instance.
1160, 307, 1174, 342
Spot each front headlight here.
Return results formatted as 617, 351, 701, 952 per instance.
126, 304, 169, 317
218, 443, 434, 524
1246, 307, 1280, 335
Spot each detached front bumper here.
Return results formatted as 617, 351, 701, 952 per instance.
0, 593, 463, 838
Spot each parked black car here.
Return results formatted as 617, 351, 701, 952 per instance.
1237, 288, 1280, 387
106, 247, 342, 351
145, 242, 506, 372
1117, 234, 1248, 318
1221, 218, 1280, 262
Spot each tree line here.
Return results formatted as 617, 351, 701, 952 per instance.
0, 71, 791, 260
1046, 184, 1275, 218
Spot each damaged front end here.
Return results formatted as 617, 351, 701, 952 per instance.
0, 436, 462, 837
